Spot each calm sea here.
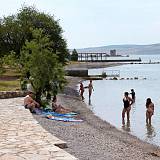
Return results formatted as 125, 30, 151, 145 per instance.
82, 54, 160, 146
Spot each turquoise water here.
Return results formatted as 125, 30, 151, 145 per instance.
82, 55, 160, 146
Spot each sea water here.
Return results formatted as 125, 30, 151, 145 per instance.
82, 54, 160, 146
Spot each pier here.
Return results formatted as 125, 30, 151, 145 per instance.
78, 53, 141, 62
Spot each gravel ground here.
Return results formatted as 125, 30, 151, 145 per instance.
33, 63, 160, 160
33, 76, 160, 160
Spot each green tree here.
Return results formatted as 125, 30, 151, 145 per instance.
20, 29, 66, 103
0, 58, 4, 75
71, 49, 78, 61
0, 6, 69, 64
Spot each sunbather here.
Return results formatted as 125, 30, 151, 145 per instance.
52, 96, 71, 114
24, 91, 40, 113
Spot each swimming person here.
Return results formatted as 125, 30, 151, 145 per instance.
130, 89, 136, 102
79, 82, 85, 101
146, 98, 154, 125
122, 92, 133, 124
88, 80, 94, 100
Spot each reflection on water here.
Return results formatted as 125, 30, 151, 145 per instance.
122, 121, 131, 132
146, 124, 156, 139
131, 103, 136, 113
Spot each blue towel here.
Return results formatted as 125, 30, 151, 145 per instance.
46, 115, 83, 122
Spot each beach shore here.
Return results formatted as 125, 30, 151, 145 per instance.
33, 62, 160, 160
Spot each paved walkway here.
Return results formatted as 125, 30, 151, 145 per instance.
0, 97, 77, 160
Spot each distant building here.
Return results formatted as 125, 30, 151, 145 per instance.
110, 50, 116, 56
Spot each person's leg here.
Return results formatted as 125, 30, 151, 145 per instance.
81, 91, 84, 100
127, 107, 131, 121
146, 111, 149, 124
89, 90, 92, 100
82, 91, 84, 100
29, 103, 36, 113
149, 113, 152, 125
122, 108, 126, 124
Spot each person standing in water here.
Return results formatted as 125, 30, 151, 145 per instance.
122, 92, 133, 124
79, 82, 85, 101
88, 80, 94, 100
130, 89, 136, 103
146, 98, 154, 125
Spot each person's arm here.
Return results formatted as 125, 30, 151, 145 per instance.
129, 97, 134, 105
92, 86, 94, 91
34, 100, 40, 107
151, 103, 154, 112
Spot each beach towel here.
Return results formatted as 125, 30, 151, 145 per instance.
46, 115, 83, 122
43, 111, 77, 117
33, 108, 82, 122
34, 108, 78, 117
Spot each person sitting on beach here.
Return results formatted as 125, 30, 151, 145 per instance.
130, 89, 136, 103
122, 92, 133, 124
52, 96, 71, 114
79, 82, 85, 101
24, 91, 40, 113
146, 98, 154, 125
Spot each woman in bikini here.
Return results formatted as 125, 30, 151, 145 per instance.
122, 92, 133, 124
79, 82, 85, 101
52, 96, 71, 114
146, 98, 154, 125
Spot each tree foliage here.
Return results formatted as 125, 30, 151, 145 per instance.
20, 29, 66, 102
0, 6, 69, 64
71, 49, 78, 61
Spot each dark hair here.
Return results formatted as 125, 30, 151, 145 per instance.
146, 98, 151, 107
124, 92, 129, 96
52, 95, 57, 102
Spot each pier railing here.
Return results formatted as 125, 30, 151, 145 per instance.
103, 70, 120, 77
78, 53, 141, 62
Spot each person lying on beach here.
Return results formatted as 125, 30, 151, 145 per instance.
122, 92, 133, 124
146, 98, 154, 125
52, 96, 72, 114
79, 82, 85, 101
24, 91, 40, 113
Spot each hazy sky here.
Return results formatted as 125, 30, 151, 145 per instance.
1, 0, 160, 48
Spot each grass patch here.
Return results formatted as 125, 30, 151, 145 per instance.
0, 80, 21, 91
3, 68, 21, 76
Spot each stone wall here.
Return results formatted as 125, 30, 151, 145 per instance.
0, 91, 27, 99
65, 68, 88, 77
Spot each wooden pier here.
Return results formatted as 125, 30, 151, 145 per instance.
78, 53, 141, 62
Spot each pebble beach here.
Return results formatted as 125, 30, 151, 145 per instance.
33, 62, 160, 160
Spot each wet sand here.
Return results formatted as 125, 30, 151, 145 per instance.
33, 63, 160, 160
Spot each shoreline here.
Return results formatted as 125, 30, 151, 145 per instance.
34, 63, 160, 160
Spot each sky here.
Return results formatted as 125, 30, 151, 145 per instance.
0, 0, 160, 49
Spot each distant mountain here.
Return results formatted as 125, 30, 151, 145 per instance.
75, 44, 160, 55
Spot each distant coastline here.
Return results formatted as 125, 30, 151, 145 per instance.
74, 43, 160, 55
